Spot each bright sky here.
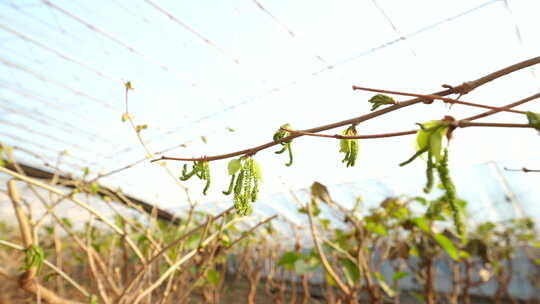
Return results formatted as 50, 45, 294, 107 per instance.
1, 0, 539, 227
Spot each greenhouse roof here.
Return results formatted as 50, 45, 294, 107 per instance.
1, 0, 540, 227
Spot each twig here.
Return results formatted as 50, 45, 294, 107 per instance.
116, 206, 234, 302
352, 86, 525, 114
504, 167, 540, 173
282, 122, 532, 140
465, 92, 540, 121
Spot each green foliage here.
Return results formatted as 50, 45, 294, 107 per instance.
273, 123, 294, 166
340, 258, 360, 286
298, 199, 321, 217
222, 157, 262, 215
368, 94, 396, 111
339, 125, 359, 167
24, 244, 45, 275
124, 80, 134, 90
89, 182, 100, 194
319, 218, 331, 231
526, 111, 540, 133
180, 160, 211, 195
392, 271, 409, 282
434, 233, 459, 261
207, 268, 220, 285
278, 251, 301, 270
365, 217, 388, 236
278, 251, 320, 275
135, 124, 148, 132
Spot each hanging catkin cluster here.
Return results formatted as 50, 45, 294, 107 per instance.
400, 119, 465, 237
223, 157, 262, 216
273, 123, 294, 166
339, 125, 359, 167
179, 160, 211, 195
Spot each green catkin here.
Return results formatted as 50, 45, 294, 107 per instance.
285, 143, 293, 167
202, 164, 211, 195
243, 159, 252, 207
339, 126, 359, 167
436, 149, 465, 237
399, 147, 429, 167
179, 161, 211, 195
229, 157, 262, 215
424, 151, 435, 193
349, 138, 358, 167
273, 124, 294, 166
180, 164, 196, 180
222, 174, 236, 195
251, 178, 259, 202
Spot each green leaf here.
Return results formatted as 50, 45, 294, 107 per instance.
434, 233, 459, 261
526, 111, 540, 133
325, 271, 336, 286
375, 272, 396, 297
226, 127, 235, 132
89, 182, 100, 194
88, 294, 99, 304
294, 259, 311, 275
392, 271, 409, 282
278, 251, 301, 270
319, 219, 331, 231
365, 220, 388, 236
24, 245, 45, 275
62, 217, 73, 229
415, 120, 443, 151
207, 268, 220, 285
227, 159, 241, 175
411, 217, 430, 233
124, 81, 134, 90
368, 94, 396, 111
252, 159, 263, 181
429, 126, 448, 162
340, 259, 360, 286
135, 124, 148, 132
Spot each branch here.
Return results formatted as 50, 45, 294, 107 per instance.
282, 122, 533, 140
225, 214, 278, 249
116, 206, 234, 302
153, 56, 540, 163
131, 217, 248, 304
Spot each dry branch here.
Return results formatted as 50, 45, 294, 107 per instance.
7, 180, 82, 304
